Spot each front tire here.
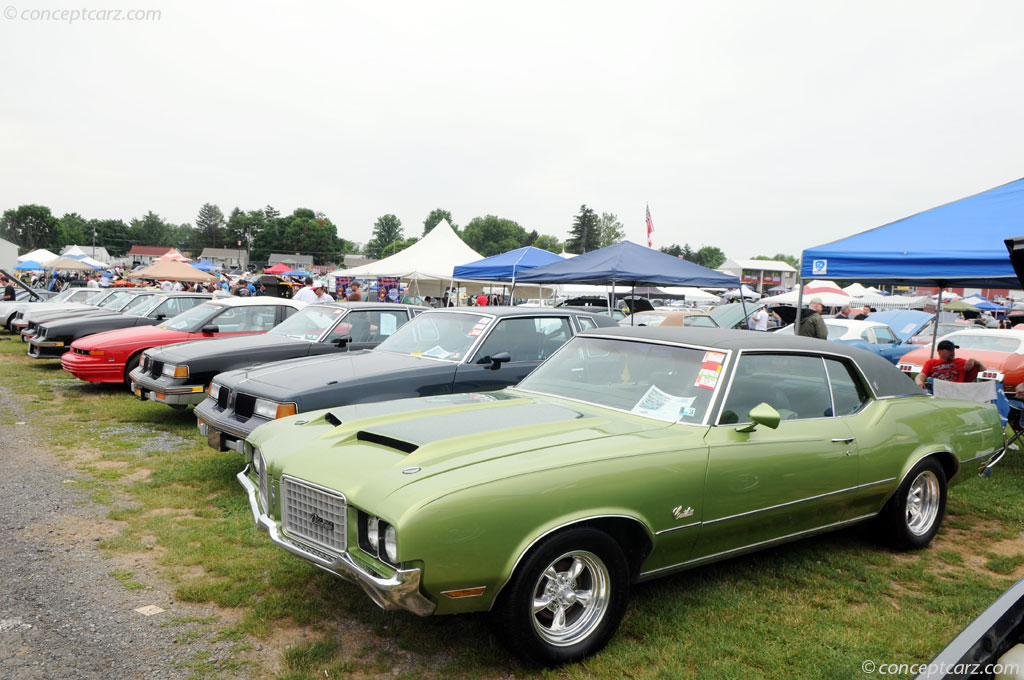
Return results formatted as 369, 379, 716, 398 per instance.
493, 527, 629, 666
123, 352, 142, 387
882, 458, 947, 550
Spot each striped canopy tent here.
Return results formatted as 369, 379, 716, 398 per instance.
156, 249, 190, 262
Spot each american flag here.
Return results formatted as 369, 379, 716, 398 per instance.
645, 204, 654, 247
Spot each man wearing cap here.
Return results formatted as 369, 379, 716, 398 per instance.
292, 276, 319, 303
311, 283, 333, 303
797, 297, 828, 339
915, 339, 985, 388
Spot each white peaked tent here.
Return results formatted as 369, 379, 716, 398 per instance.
328, 219, 484, 281
18, 248, 59, 263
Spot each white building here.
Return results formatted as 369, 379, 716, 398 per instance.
0, 237, 18, 273
198, 247, 248, 269
720, 259, 797, 293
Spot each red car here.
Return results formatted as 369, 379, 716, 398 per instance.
897, 328, 1024, 393
61, 297, 305, 385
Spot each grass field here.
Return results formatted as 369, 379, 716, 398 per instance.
3, 334, 1024, 679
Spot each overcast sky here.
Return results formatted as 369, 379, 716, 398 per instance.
2, 1, 1023, 259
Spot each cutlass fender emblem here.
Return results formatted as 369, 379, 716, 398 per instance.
672, 506, 694, 520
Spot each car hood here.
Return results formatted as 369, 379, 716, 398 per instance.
251, 390, 681, 509
867, 310, 933, 342
154, 333, 311, 363
221, 350, 436, 392
899, 346, 1016, 369
23, 302, 96, 319
72, 324, 188, 350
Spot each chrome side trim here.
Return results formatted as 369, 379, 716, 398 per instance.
236, 467, 435, 617
638, 513, 877, 580
703, 478, 896, 526
489, 513, 654, 610
961, 449, 1003, 466
654, 521, 701, 536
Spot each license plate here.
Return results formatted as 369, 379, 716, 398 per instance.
207, 427, 223, 450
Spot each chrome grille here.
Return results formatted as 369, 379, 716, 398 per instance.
281, 476, 346, 554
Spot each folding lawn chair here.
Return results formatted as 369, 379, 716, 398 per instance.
931, 379, 1024, 475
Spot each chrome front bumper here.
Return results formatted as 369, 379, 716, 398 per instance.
236, 466, 435, 617
129, 369, 208, 406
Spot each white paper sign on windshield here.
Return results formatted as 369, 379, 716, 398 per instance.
421, 345, 452, 359
380, 314, 397, 336
631, 385, 695, 422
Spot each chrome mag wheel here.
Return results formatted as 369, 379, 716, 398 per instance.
906, 470, 940, 536
530, 550, 610, 647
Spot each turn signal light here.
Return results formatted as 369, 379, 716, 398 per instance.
89, 350, 105, 356
276, 403, 297, 419
172, 366, 188, 378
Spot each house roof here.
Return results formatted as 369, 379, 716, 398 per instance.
199, 248, 247, 258
128, 245, 176, 257
268, 253, 314, 266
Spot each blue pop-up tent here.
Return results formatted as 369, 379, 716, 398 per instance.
453, 246, 565, 282
801, 177, 1023, 287
799, 177, 1024, 353
14, 260, 43, 270
191, 260, 221, 272
516, 240, 740, 288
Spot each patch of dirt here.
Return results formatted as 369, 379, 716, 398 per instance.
22, 513, 120, 546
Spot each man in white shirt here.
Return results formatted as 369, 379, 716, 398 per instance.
749, 306, 769, 331
98, 275, 111, 288
292, 277, 319, 303
311, 283, 333, 303
86, 276, 99, 289
172, 281, 183, 291
160, 279, 173, 292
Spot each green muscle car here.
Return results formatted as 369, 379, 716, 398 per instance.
238, 327, 1005, 665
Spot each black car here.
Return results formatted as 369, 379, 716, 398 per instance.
28, 292, 210, 358
194, 306, 617, 453
129, 302, 424, 408
19, 288, 158, 343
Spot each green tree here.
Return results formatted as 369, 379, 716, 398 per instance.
460, 215, 528, 257
693, 246, 726, 269
56, 213, 89, 248
752, 253, 799, 269
225, 208, 266, 253
383, 236, 418, 258
195, 203, 225, 249
423, 208, 456, 235
660, 244, 683, 258
0, 204, 59, 251
566, 205, 599, 254
365, 214, 404, 259
127, 211, 181, 250
596, 212, 624, 248
252, 208, 350, 266
532, 234, 561, 253
88, 218, 131, 257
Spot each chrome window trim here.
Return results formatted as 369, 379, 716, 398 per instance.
489, 513, 654, 610
638, 513, 877, 581
702, 477, 896, 526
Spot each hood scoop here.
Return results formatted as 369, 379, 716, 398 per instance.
325, 412, 342, 427
356, 430, 419, 454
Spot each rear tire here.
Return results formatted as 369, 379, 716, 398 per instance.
882, 458, 947, 550
492, 527, 629, 666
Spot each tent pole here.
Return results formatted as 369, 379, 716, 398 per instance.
930, 283, 944, 359
611, 281, 616, 316
631, 284, 635, 325
739, 286, 749, 330
794, 273, 805, 333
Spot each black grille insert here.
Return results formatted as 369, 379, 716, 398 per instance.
217, 388, 229, 410
234, 393, 256, 419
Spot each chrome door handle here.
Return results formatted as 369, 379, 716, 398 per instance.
831, 437, 855, 443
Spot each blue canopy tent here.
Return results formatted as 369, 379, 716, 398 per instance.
191, 260, 221, 272
282, 270, 309, 277
516, 241, 741, 320
453, 246, 565, 282
799, 177, 1024, 352
14, 260, 43, 270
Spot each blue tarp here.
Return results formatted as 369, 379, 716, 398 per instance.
801, 178, 1024, 286
515, 240, 741, 288
453, 246, 565, 281
14, 260, 43, 270
191, 260, 220, 272
282, 270, 309, 277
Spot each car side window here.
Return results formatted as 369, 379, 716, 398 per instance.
577, 316, 597, 331
687, 316, 717, 328
860, 330, 872, 342
475, 317, 573, 362
824, 358, 870, 416
333, 310, 407, 343
719, 353, 830, 424
213, 305, 278, 332
873, 327, 897, 344
153, 297, 199, 318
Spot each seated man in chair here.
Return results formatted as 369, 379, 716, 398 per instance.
915, 339, 985, 389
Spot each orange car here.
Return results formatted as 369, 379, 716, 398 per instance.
897, 328, 1024, 393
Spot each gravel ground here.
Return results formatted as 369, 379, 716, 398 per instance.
0, 382, 243, 679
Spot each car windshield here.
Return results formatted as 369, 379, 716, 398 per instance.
158, 302, 222, 331
516, 336, 722, 424
122, 295, 157, 317
949, 334, 1022, 353
376, 311, 491, 362
917, 322, 970, 338
267, 305, 341, 341
97, 291, 131, 309
48, 289, 74, 302
85, 291, 108, 304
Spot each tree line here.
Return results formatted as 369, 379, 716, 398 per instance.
1, 202, 752, 268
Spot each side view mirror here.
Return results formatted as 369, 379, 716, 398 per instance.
488, 351, 511, 370
735, 402, 781, 433
330, 335, 351, 349
201, 324, 219, 334
154, 314, 166, 321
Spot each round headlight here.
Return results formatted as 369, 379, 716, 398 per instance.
367, 516, 379, 547
252, 449, 263, 475
384, 525, 397, 563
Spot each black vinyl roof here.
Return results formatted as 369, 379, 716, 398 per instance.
582, 326, 924, 398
